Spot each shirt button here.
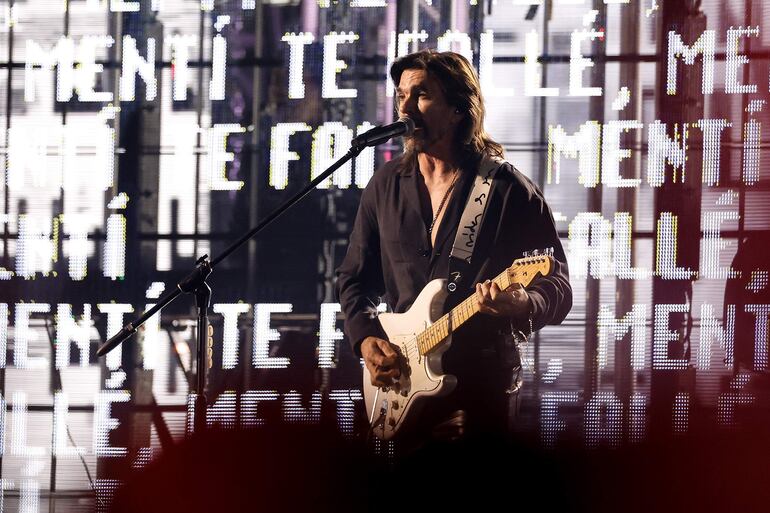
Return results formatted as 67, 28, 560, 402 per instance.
421, 249, 430, 257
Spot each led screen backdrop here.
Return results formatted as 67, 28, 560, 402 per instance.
0, 0, 768, 510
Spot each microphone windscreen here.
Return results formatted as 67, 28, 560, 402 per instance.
399, 117, 415, 136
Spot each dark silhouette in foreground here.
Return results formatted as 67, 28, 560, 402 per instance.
111, 420, 770, 513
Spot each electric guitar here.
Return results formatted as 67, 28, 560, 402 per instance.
363, 254, 554, 440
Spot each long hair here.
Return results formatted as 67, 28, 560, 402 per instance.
390, 49, 504, 161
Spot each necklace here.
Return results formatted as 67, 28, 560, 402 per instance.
427, 170, 460, 237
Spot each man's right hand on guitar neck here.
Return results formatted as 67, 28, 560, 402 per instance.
361, 337, 402, 388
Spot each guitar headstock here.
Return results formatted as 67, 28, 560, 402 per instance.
506, 252, 554, 287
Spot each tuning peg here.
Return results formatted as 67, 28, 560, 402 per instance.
522, 251, 530, 258
532, 249, 540, 256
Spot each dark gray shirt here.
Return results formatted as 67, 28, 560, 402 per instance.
336, 153, 572, 359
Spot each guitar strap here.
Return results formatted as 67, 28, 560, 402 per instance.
446, 154, 505, 294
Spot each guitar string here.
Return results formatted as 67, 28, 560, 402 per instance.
383, 261, 543, 425
397, 285, 521, 391
416, 280, 504, 354
402, 262, 537, 357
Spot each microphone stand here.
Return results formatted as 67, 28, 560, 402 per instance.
97, 141, 368, 432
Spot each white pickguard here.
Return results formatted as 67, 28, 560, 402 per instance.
362, 279, 457, 440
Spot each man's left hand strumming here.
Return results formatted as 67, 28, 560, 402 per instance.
475, 281, 531, 324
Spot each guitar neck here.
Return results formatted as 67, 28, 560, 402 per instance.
415, 268, 514, 356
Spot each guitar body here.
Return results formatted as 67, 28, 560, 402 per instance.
362, 279, 457, 441
361, 254, 553, 440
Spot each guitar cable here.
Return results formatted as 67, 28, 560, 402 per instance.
364, 388, 387, 445
43, 314, 106, 510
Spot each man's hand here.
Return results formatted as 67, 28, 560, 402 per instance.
476, 280, 531, 320
361, 336, 401, 388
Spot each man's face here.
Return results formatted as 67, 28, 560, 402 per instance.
396, 68, 461, 153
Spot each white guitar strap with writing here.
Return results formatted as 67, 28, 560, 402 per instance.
446, 155, 504, 292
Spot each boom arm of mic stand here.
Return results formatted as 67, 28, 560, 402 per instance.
95, 145, 363, 358
96, 288, 182, 357
210, 145, 364, 267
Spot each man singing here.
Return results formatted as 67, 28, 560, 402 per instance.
336, 50, 572, 445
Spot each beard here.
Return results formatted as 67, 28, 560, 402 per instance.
403, 132, 426, 153
401, 116, 427, 152
402, 123, 454, 154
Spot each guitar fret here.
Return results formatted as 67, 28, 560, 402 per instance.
416, 257, 549, 356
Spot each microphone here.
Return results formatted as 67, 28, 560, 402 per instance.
352, 118, 415, 149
